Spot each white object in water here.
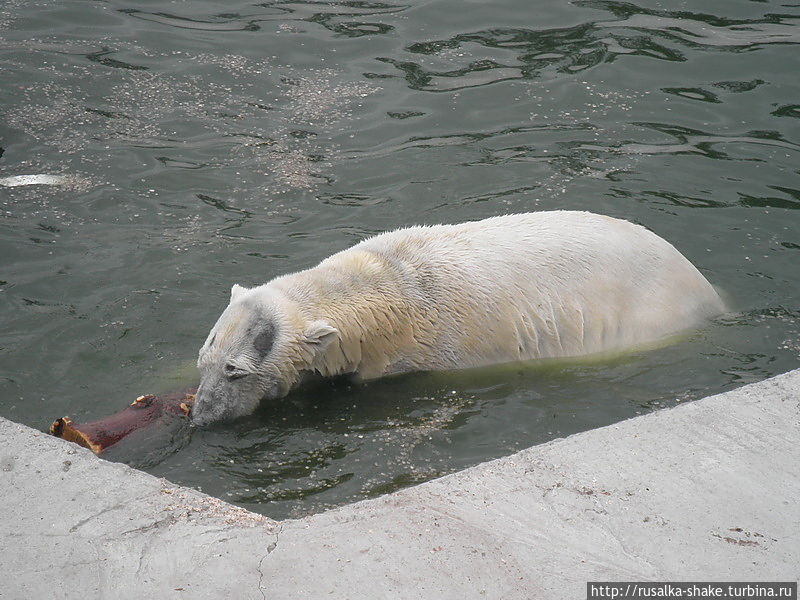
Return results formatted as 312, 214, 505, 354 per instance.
0, 174, 72, 187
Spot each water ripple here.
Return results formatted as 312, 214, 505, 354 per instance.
119, 1, 406, 33
379, 6, 799, 93
595, 14, 800, 48
344, 122, 594, 160
574, 124, 800, 161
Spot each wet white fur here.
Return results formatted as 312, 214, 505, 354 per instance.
215, 211, 724, 391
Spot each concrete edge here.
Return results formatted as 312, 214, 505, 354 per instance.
2, 369, 799, 599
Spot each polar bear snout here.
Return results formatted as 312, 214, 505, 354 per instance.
191, 373, 272, 427
191, 378, 236, 426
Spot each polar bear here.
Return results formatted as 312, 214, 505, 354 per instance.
191, 211, 724, 425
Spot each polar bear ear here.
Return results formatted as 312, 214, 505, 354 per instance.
230, 284, 248, 302
303, 320, 338, 351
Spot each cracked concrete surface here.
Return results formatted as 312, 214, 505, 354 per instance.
2, 369, 798, 599
257, 523, 281, 600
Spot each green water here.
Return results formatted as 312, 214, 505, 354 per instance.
0, 0, 798, 519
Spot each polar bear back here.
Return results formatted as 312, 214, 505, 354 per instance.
312, 211, 724, 374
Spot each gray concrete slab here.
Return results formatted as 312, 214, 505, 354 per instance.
2, 369, 798, 599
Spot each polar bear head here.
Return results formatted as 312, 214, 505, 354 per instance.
191, 284, 339, 426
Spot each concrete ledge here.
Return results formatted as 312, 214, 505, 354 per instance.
2, 370, 798, 599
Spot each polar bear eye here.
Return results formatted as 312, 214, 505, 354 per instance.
224, 363, 248, 380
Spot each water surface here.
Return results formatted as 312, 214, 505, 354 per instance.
0, 0, 798, 519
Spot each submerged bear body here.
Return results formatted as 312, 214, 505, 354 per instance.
192, 211, 724, 425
